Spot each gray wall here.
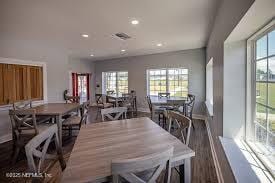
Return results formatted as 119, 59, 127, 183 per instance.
206, 0, 255, 182
68, 57, 96, 102
223, 41, 246, 139
0, 42, 95, 143
94, 49, 206, 115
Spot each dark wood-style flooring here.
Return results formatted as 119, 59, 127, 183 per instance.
0, 107, 218, 183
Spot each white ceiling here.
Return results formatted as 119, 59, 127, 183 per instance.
0, 0, 219, 61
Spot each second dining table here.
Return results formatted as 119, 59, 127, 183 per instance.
62, 117, 195, 183
150, 95, 187, 105
32, 103, 83, 147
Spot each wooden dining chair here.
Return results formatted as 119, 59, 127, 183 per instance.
25, 124, 66, 183
158, 92, 171, 98
13, 100, 52, 124
112, 146, 173, 183
107, 90, 115, 95
9, 109, 53, 164
62, 95, 81, 119
13, 100, 32, 110
65, 95, 80, 104
106, 91, 117, 106
146, 96, 166, 126
184, 94, 195, 129
94, 94, 114, 119
62, 101, 90, 137
167, 111, 191, 178
121, 93, 135, 117
167, 111, 192, 146
101, 107, 127, 121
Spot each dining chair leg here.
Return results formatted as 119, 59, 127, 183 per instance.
11, 146, 20, 165
191, 119, 195, 130
96, 107, 100, 119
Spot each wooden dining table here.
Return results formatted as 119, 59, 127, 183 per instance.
62, 117, 195, 183
32, 103, 83, 147
150, 95, 187, 105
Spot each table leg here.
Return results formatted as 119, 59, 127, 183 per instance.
80, 105, 84, 117
55, 115, 63, 147
180, 158, 191, 183
115, 99, 119, 107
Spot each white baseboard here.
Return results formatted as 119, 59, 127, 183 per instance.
0, 134, 12, 144
205, 118, 224, 183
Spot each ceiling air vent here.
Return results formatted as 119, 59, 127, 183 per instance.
115, 32, 131, 40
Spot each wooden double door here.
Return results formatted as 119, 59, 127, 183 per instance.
0, 63, 43, 105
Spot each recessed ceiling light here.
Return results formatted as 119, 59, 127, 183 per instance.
131, 20, 139, 25
90, 54, 94, 57
82, 34, 89, 38
157, 43, 163, 47
121, 49, 126, 52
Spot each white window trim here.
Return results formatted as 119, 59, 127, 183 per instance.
0, 57, 48, 110
246, 19, 275, 176
206, 58, 214, 116
146, 67, 189, 97
102, 71, 129, 94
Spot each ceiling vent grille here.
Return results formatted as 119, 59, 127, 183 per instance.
115, 32, 131, 40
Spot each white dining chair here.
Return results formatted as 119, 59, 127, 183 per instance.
101, 107, 127, 121
112, 146, 174, 183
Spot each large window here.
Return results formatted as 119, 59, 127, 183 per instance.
147, 68, 188, 97
254, 28, 275, 149
103, 71, 128, 94
248, 21, 275, 175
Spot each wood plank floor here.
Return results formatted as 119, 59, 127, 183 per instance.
0, 107, 218, 183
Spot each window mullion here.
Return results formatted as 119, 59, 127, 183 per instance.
166, 69, 169, 93
116, 72, 118, 94
266, 34, 270, 146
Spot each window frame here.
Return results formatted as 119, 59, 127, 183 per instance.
102, 71, 129, 94
146, 67, 189, 97
246, 19, 275, 176
0, 57, 47, 106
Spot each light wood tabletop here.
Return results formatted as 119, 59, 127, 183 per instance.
150, 96, 186, 105
33, 103, 81, 115
32, 103, 82, 147
61, 117, 195, 183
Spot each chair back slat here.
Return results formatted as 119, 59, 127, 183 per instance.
9, 109, 39, 135
112, 146, 173, 183
185, 94, 195, 118
101, 107, 127, 121
25, 124, 66, 182
13, 100, 32, 110
95, 94, 104, 104
167, 111, 192, 145
107, 90, 115, 95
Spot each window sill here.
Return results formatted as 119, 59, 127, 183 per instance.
219, 137, 274, 182
205, 101, 213, 117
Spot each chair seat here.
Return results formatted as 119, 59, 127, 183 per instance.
62, 116, 81, 126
